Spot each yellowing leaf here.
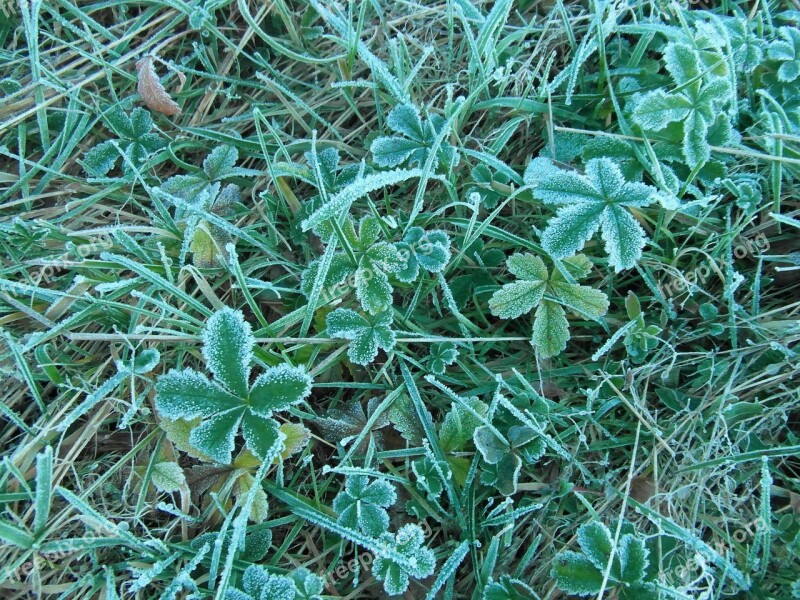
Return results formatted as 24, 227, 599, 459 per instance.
277, 422, 311, 461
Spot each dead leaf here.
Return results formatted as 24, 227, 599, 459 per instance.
136, 55, 181, 116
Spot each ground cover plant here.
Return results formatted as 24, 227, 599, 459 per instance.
1, 0, 800, 598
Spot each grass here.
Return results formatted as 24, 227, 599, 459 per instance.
1, 0, 800, 598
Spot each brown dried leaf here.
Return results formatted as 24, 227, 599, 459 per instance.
136, 55, 181, 116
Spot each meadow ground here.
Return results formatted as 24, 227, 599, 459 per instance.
0, 0, 799, 598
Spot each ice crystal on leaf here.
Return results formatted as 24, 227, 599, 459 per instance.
333, 475, 397, 537
394, 227, 451, 283
372, 523, 436, 596
325, 308, 396, 366
82, 107, 164, 177
768, 27, 800, 82
632, 42, 733, 167
553, 521, 654, 599
301, 215, 404, 315
533, 158, 656, 272
155, 308, 313, 465
371, 103, 458, 170
488, 253, 609, 357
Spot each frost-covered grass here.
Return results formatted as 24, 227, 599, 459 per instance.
1, 0, 800, 598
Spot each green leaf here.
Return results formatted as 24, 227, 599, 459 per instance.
488, 280, 547, 319
326, 308, 396, 365
372, 524, 436, 596
577, 521, 614, 572
189, 407, 246, 464
535, 159, 655, 271
355, 263, 394, 315
387, 104, 424, 140
618, 534, 649, 583
531, 300, 569, 358
290, 568, 325, 600
663, 42, 701, 85
241, 413, 285, 461
249, 364, 313, 416
203, 145, 238, 180
155, 369, 241, 420
631, 89, 693, 131
683, 111, 710, 168
439, 397, 488, 452
474, 426, 508, 464
333, 476, 396, 537
202, 307, 254, 398
553, 551, 604, 596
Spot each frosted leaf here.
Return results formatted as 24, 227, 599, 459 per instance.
155, 369, 240, 420
373, 524, 436, 596
241, 413, 285, 462
203, 145, 238, 180
599, 205, 648, 273
289, 568, 325, 600
249, 364, 313, 417
202, 307, 254, 398
326, 308, 396, 365
188, 407, 245, 465
488, 280, 545, 320
683, 110, 710, 170
440, 397, 488, 453
229, 565, 297, 600
82, 107, 164, 176
768, 27, 800, 82
370, 104, 458, 170
552, 551, 604, 596
523, 156, 563, 188
488, 252, 608, 357
551, 280, 609, 319
531, 300, 569, 358
355, 261, 394, 315
473, 426, 508, 464
534, 159, 655, 270
618, 534, 649, 583
663, 42, 702, 85
428, 341, 459, 375
387, 103, 424, 140
394, 227, 451, 283
300, 252, 356, 299
577, 521, 614, 571
333, 476, 395, 537
151, 462, 186, 493
233, 472, 270, 524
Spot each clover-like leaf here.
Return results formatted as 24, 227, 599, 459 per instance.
326, 308, 396, 365
411, 456, 445, 499
371, 104, 458, 170
769, 27, 800, 82
333, 475, 397, 537
225, 565, 297, 600
632, 42, 733, 167
151, 461, 186, 493
475, 424, 545, 496
553, 521, 652, 598
534, 159, 655, 271
289, 568, 325, 600
488, 253, 609, 357
428, 341, 459, 376
83, 107, 165, 176
155, 309, 313, 464
394, 227, 451, 283
372, 523, 436, 596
